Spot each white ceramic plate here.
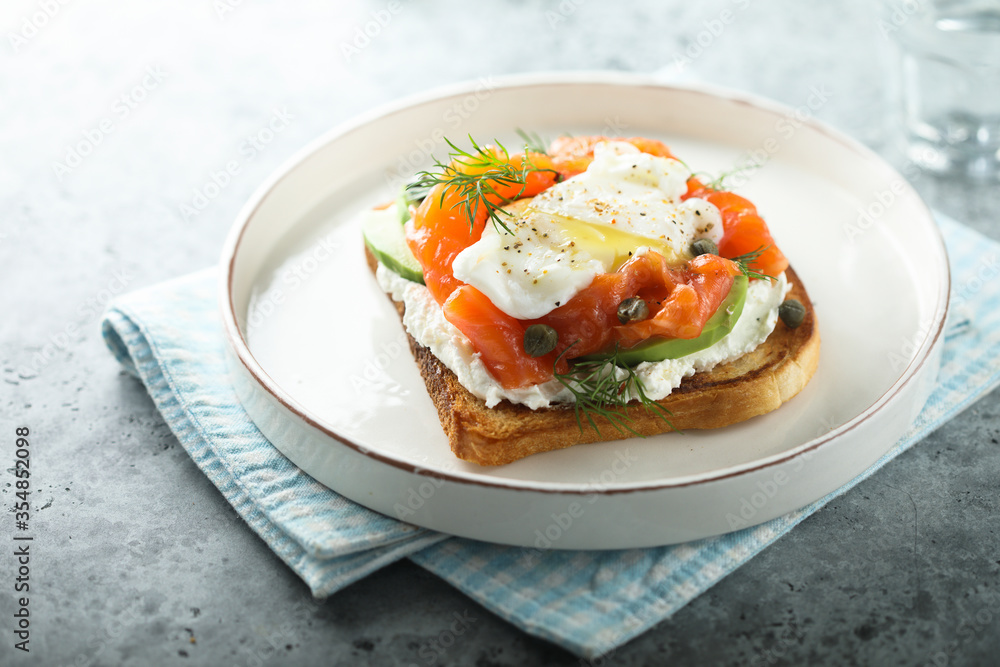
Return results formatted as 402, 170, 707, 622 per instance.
220, 73, 949, 549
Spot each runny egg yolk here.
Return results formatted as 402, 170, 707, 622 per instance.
527, 210, 688, 272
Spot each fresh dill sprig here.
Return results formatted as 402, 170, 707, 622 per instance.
695, 162, 762, 191
515, 128, 548, 155
407, 135, 554, 235
731, 246, 775, 282
553, 343, 674, 437
401, 173, 432, 205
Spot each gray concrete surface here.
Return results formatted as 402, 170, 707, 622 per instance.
2, 0, 998, 665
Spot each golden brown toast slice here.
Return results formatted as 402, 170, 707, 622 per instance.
366, 248, 820, 466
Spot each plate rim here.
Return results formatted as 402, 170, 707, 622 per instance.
219, 71, 951, 495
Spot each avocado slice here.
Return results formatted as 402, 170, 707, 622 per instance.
362, 205, 425, 285
396, 190, 416, 224
590, 274, 749, 366
397, 181, 430, 224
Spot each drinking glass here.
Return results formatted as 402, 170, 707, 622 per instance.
880, 0, 1000, 178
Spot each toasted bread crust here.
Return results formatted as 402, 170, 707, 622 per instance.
367, 247, 820, 466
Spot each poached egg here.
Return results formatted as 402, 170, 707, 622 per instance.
450, 141, 724, 320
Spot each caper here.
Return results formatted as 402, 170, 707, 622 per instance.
523, 324, 559, 357
617, 296, 650, 324
778, 299, 806, 328
690, 237, 719, 257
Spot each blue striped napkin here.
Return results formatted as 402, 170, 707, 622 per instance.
101, 214, 999, 659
